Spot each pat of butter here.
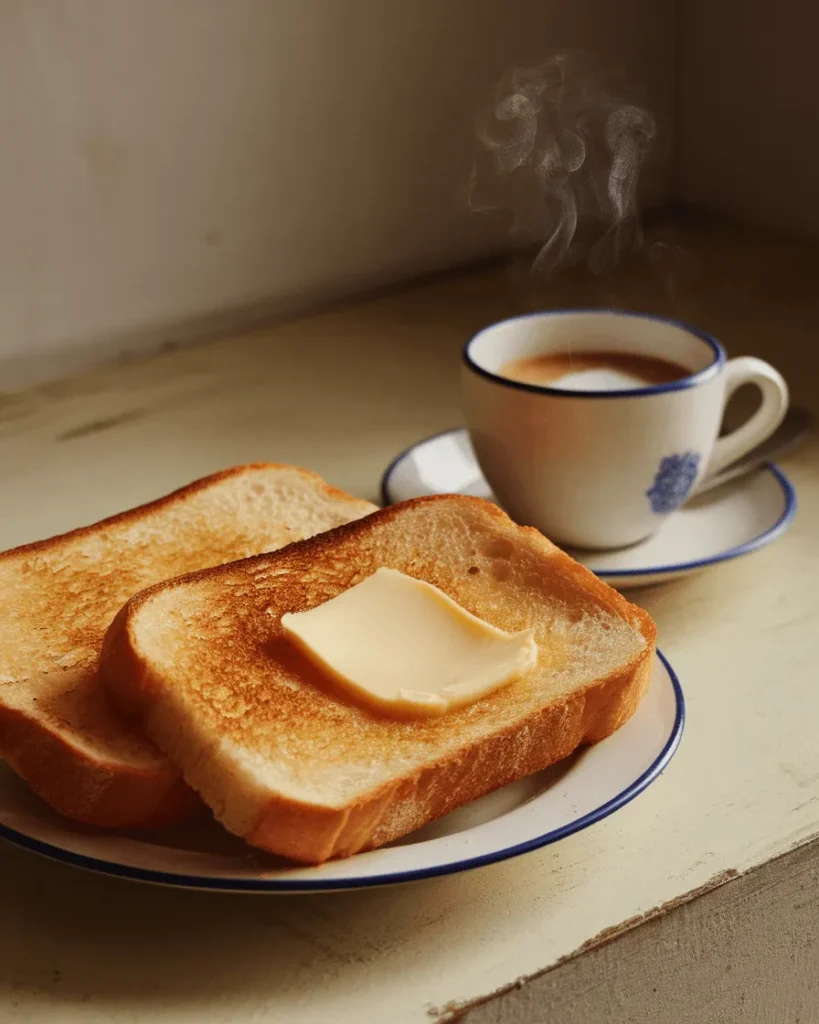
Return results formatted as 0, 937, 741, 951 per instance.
280, 567, 538, 716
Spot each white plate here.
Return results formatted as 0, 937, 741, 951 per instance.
381, 428, 797, 588
0, 654, 682, 893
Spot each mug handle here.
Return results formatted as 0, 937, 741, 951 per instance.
704, 356, 790, 480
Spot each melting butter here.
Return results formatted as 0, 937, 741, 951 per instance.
280, 567, 537, 716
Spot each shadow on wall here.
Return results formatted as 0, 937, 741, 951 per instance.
0, 0, 674, 389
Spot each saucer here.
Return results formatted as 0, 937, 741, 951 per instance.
381, 428, 797, 588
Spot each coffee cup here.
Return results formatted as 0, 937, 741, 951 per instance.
461, 310, 789, 549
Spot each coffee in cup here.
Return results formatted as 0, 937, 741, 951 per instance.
462, 311, 789, 549
500, 350, 689, 391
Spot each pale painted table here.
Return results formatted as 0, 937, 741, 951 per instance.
1, 225, 818, 1022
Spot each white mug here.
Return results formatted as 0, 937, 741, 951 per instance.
461, 310, 789, 550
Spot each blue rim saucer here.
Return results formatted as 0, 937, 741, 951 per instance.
381, 427, 796, 588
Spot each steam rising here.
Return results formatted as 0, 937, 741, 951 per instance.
470, 54, 657, 274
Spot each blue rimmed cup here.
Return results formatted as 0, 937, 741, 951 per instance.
462, 310, 789, 549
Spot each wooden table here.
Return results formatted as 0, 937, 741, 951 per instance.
1, 216, 818, 1022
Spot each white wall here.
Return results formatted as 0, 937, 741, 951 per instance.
676, 0, 819, 235
0, 0, 674, 390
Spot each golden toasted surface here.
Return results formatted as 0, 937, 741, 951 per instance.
0, 464, 375, 683
113, 496, 655, 810
0, 464, 376, 822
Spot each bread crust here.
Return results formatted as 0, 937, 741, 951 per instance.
250, 651, 652, 863
0, 464, 375, 828
0, 463, 358, 564
0, 699, 199, 827
102, 495, 656, 863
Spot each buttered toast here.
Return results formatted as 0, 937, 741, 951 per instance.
100, 495, 656, 863
0, 465, 376, 828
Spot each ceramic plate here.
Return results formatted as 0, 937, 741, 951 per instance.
0, 654, 682, 893
381, 428, 796, 588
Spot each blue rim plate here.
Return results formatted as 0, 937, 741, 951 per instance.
381, 427, 797, 588
0, 653, 683, 893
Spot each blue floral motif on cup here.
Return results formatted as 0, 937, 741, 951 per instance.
646, 451, 701, 514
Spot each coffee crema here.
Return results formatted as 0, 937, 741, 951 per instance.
499, 350, 690, 392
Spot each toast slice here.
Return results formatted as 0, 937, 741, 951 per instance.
0, 465, 376, 828
100, 495, 657, 863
